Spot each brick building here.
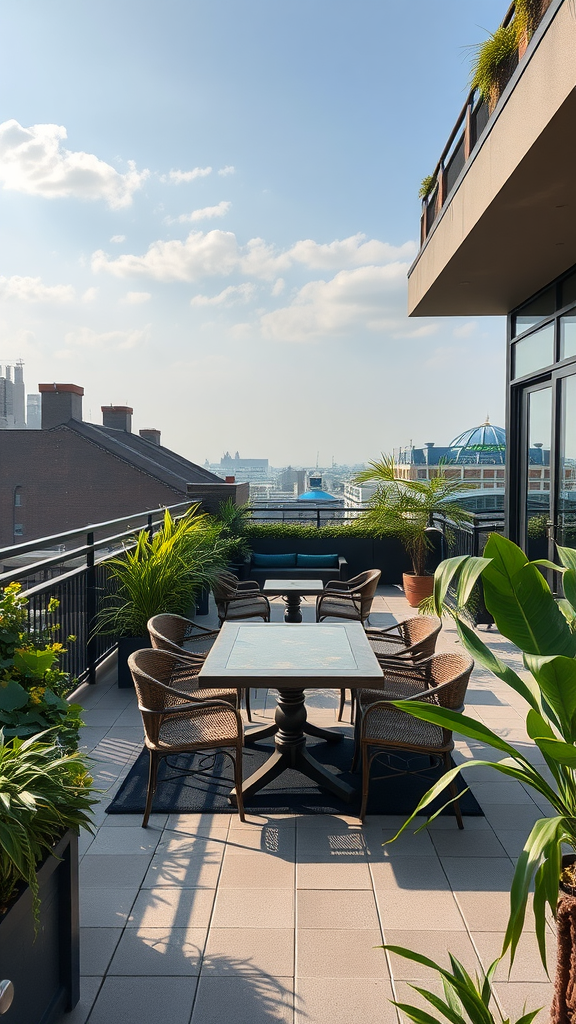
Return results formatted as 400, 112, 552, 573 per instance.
0, 383, 226, 546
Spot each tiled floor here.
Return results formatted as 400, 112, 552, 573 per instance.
59, 587, 555, 1024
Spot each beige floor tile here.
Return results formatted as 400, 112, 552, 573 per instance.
80, 854, 152, 889
203, 927, 294, 976
430, 828, 507, 858
295, 813, 365, 829
86, 827, 160, 856
376, 890, 466, 931
297, 889, 380, 929
383, 929, 481, 979
296, 829, 369, 858
100, 813, 167, 828
79, 928, 122, 976
87, 976, 197, 1024
376, 828, 438, 857
468, 781, 536, 805
493, 982, 553, 1021
143, 837, 225, 888
226, 824, 296, 857
80, 888, 138, 928
211, 888, 294, 929
165, 812, 232, 835
482, 803, 544, 832
296, 928, 387, 977
425, 813, 492, 830
370, 855, 449, 893
456, 891, 535, 932
295, 977, 396, 1024
440, 856, 515, 891
219, 852, 295, 888
127, 887, 215, 929
473, 930, 555, 983
296, 858, 373, 889
191, 976, 293, 1024
109, 926, 206, 975
489, 830, 529, 858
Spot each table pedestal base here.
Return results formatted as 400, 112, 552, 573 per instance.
231, 687, 354, 805
284, 592, 303, 623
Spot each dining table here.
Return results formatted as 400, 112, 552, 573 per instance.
198, 620, 383, 804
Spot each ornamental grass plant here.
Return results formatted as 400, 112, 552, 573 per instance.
0, 731, 95, 922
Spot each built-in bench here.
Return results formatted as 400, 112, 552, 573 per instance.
248, 552, 348, 585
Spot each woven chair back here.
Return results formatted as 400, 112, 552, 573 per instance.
398, 615, 442, 659
148, 613, 189, 651
346, 569, 381, 619
212, 573, 240, 601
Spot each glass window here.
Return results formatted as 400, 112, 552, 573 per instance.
512, 322, 555, 379
525, 387, 551, 559
558, 374, 576, 549
561, 269, 576, 309
513, 285, 556, 337
560, 314, 576, 361
13, 525, 23, 536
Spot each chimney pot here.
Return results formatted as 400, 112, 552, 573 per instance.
39, 383, 84, 429
102, 405, 133, 432
139, 428, 161, 446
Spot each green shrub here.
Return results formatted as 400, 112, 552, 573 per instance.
0, 732, 95, 921
418, 174, 437, 200
243, 521, 379, 541
470, 24, 518, 104
0, 583, 82, 750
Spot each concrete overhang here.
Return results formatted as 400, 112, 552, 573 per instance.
408, 0, 576, 317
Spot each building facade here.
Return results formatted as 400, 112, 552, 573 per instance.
407, 0, 576, 557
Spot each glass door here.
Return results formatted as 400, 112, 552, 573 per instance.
520, 383, 552, 560
556, 370, 576, 550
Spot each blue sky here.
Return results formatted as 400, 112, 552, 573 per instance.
0, 0, 506, 466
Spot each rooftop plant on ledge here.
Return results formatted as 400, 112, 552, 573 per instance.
419, 174, 437, 200
515, 0, 552, 40
470, 24, 518, 112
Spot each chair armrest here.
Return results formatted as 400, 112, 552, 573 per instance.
322, 579, 352, 593
237, 580, 261, 592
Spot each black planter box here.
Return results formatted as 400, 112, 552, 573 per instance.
0, 829, 79, 1024
117, 635, 150, 688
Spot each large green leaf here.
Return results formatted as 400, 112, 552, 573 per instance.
504, 815, 564, 967
13, 648, 57, 679
531, 736, 576, 767
433, 556, 468, 617
563, 569, 576, 613
457, 618, 542, 713
0, 680, 29, 712
524, 656, 576, 742
391, 700, 531, 761
482, 534, 576, 657
557, 545, 576, 573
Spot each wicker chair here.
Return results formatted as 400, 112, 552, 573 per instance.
354, 651, 474, 825
129, 648, 245, 827
147, 613, 254, 722
315, 569, 381, 624
213, 574, 271, 626
338, 614, 442, 722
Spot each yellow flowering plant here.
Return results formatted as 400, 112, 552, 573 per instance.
0, 584, 83, 750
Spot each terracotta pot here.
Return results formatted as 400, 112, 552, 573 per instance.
402, 573, 434, 608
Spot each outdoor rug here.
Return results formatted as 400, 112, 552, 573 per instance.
106, 737, 482, 817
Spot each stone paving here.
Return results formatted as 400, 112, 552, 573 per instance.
59, 587, 555, 1024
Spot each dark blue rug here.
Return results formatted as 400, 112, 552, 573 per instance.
106, 737, 482, 817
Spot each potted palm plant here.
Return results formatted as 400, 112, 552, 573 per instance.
0, 731, 95, 1024
353, 458, 472, 606
96, 505, 228, 686
215, 498, 253, 580
388, 534, 576, 969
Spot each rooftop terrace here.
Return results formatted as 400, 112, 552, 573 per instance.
58, 587, 554, 1024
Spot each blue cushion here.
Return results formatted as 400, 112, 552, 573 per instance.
296, 553, 339, 568
252, 552, 297, 568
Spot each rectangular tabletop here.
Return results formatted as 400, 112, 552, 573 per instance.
262, 578, 325, 596
198, 621, 383, 689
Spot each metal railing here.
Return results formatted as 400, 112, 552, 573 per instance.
419, 0, 552, 247
0, 501, 195, 685
437, 511, 506, 559
248, 502, 371, 529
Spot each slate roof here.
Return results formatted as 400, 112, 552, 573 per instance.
57, 419, 222, 493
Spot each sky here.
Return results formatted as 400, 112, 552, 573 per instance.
0, 0, 508, 468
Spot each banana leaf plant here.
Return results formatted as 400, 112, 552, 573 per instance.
381, 944, 542, 1024
388, 533, 576, 969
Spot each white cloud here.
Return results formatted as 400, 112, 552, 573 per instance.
218, 165, 235, 176
0, 120, 149, 208
123, 290, 151, 304
165, 167, 212, 183
110, 234, 126, 243
92, 230, 412, 283
0, 274, 75, 303
181, 201, 231, 223
191, 283, 255, 307
259, 264, 411, 342
82, 287, 98, 303
453, 321, 478, 338
61, 325, 149, 351
272, 278, 285, 296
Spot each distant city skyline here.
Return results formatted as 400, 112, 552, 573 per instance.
0, 1, 506, 464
